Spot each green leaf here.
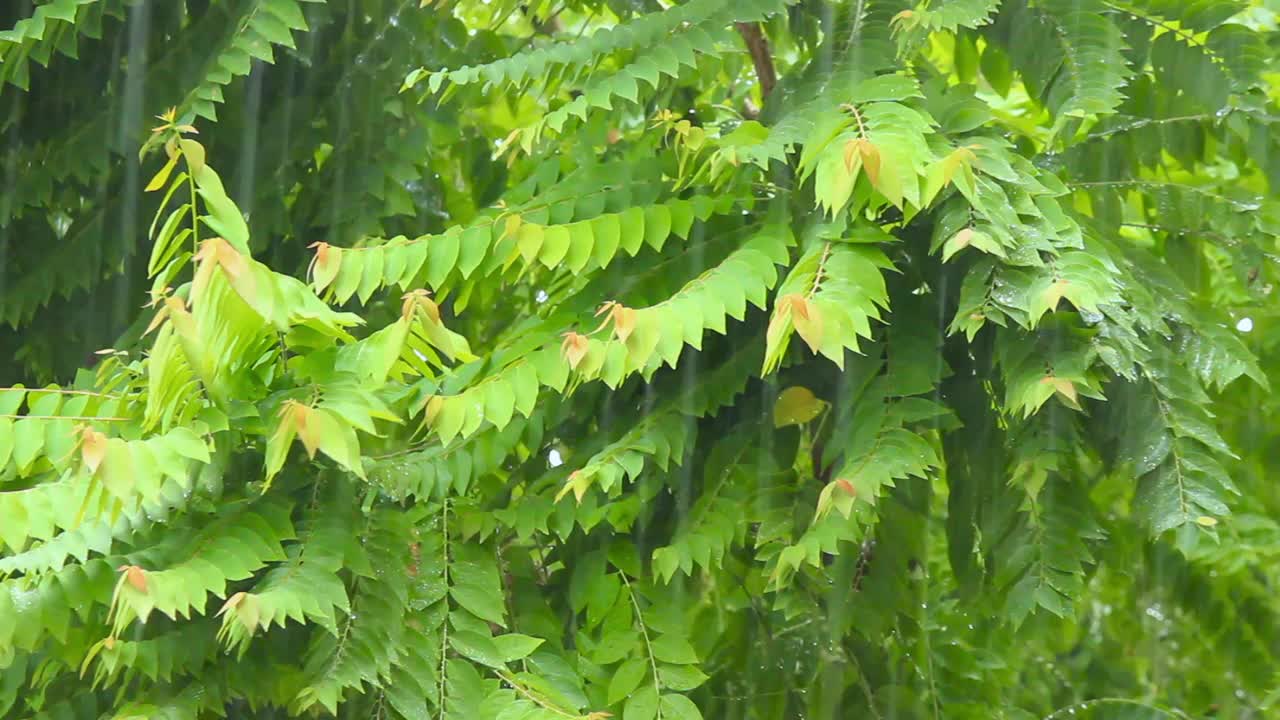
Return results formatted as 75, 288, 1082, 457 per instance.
11, 419, 44, 474
0, 418, 12, 469
450, 546, 507, 627
608, 658, 648, 705
145, 153, 180, 193
194, 166, 251, 254
164, 427, 211, 463
623, 684, 659, 720
493, 633, 544, 662
450, 630, 506, 668
657, 663, 708, 692
658, 694, 703, 720
649, 635, 697, 664
773, 386, 826, 427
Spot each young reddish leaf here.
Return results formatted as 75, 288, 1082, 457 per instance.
80, 427, 108, 474
843, 139, 859, 172
942, 146, 977, 185
308, 242, 342, 291
219, 591, 245, 615
857, 139, 882, 188
596, 301, 637, 343
219, 591, 261, 632
402, 289, 441, 323
286, 401, 320, 459
611, 306, 636, 343
118, 565, 149, 593
1041, 375, 1078, 404
942, 227, 976, 262
556, 469, 593, 503
1040, 278, 1071, 314
194, 237, 256, 305
783, 294, 823, 353
562, 332, 590, 369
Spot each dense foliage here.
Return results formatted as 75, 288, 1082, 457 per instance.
4, 0, 1280, 717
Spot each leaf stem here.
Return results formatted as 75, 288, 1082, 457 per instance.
188, 154, 200, 261
1043, 697, 1190, 720
808, 242, 833, 299
620, 572, 663, 715
0, 387, 120, 398
0, 414, 129, 421
495, 669, 579, 719
439, 498, 450, 720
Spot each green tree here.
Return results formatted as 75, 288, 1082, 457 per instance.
3, 0, 1280, 717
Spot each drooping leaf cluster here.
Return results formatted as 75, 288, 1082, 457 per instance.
3, 0, 1280, 718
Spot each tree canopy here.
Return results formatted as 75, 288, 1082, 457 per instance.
3, 0, 1280, 717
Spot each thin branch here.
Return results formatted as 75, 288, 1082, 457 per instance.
735, 21, 776, 117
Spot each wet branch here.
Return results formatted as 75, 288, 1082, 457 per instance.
735, 21, 776, 117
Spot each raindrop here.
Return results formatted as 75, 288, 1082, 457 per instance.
535, 289, 549, 303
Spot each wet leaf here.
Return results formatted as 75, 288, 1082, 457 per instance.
623, 685, 658, 720
773, 386, 826, 427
